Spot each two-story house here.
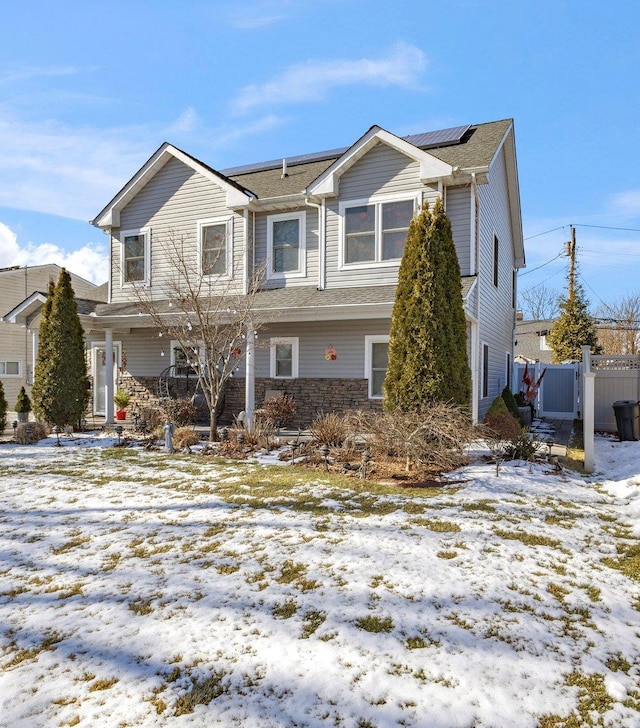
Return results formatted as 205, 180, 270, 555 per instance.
46, 119, 523, 426
1, 264, 106, 417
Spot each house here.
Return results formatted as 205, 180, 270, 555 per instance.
514, 317, 556, 364
0, 264, 106, 413
17, 120, 525, 426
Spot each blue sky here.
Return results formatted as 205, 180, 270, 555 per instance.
1, 0, 639, 311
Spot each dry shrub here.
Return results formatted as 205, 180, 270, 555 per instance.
310, 412, 348, 446
484, 411, 521, 442
15, 422, 49, 444
346, 403, 473, 471
255, 394, 297, 427
162, 398, 197, 427
173, 427, 201, 450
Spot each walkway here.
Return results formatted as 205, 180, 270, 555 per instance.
531, 417, 575, 457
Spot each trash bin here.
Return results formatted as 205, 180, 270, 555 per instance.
612, 400, 640, 441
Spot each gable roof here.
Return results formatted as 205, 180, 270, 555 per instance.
91, 143, 255, 229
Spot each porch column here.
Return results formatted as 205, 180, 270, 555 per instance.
245, 324, 255, 432
105, 328, 114, 424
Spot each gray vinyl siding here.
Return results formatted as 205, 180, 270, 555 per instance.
325, 143, 441, 289
476, 147, 517, 418
110, 157, 246, 303
445, 185, 472, 276
254, 207, 319, 289
236, 319, 391, 379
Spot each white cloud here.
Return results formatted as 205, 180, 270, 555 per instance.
226, 0, 293, 29
231, 42, 427, 115
608, 189, 640, 218
0, 221, 108, 284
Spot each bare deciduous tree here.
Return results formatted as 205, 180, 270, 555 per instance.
518, 284, 560, 320
596, 294, 640, 355
123, 230, 265, 441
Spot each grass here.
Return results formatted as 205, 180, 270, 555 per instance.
355, 615, 394, 633
493, 527, 561, 549
603, 541, 640, 581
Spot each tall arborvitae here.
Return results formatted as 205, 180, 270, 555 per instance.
31, 279, 55, 422
547, 280, 601, 362
384, 198, 471, 411
31, 270, 89, 426
0, 380, 7, 432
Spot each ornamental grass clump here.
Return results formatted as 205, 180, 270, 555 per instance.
310, 412, 348, 447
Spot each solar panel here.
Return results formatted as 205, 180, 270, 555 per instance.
222, 124, 471, 177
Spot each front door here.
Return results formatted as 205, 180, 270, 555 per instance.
92, 343, 121, 415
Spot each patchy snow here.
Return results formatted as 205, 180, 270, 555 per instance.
0, 434, 638, 727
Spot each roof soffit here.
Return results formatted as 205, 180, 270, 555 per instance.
307, 127, 455, 198
92, 144, 253, 229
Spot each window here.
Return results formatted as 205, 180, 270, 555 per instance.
0, 361, 21, 377
506, 352, 512, 390
482, 343, 489, 398
540, 335, 551, 351
199, 217, 233, 277
493, 235, 499, 287
270, 337, 299, 379
341, 196, 417, 267
267, 212, 306, 278
121, 227, 150, 285
512, 270, 517, 308
171, 342, 199, 377
365, 335, 389, 399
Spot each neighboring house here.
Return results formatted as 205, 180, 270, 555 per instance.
514, 318, 556, 364
11, 120, 525, 426
0, 265, 106, 410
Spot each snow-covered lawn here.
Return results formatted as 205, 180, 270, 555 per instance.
0, 435, 639, 727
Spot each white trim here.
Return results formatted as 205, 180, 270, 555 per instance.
120, 227, 151, 287
481, 341, 490, 400
0, 360, 22, 377
269, 337, 299, 379
338, 192, 420, 270
364, 335, 389, 399
266, 211, 306, 280
505, 350, 512, 391
197, 216, 234, 279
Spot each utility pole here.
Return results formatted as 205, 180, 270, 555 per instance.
565, 225, 576, 299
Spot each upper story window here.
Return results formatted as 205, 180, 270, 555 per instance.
340, 195, 417, 268
267, 212, 306, 279
199, 217, 233, 277
0, 360, 21, 377
120, 227, 150, 286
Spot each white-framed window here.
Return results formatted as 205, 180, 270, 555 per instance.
482, 343, 489, 399
120, 227, 150, 286
506, 352, 512, 391
0, 360, 21, 377
340, 194, 418, 268
267, 212, 306, 278
270, 337, 299, 379
198, 216, 233, 278
170, 341, 200, 377
364, 335, 389, 399
540, 334, 551, 351
493, 234, 499, 287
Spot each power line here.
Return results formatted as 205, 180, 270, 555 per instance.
518, 251, 565, 276
523, 226, 566, 241
575, 223, 640, 233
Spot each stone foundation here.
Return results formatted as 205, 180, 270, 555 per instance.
111, 375, 382, 427
224, 378, 382, 426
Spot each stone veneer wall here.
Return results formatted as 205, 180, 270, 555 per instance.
113, 375, 382, 427
224, 378, 383, 427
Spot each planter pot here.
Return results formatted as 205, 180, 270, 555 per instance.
116, 410, 127, 421
518, 406, 532, 427
16, 412, 29, 423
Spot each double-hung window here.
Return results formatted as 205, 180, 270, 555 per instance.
270, 337, 299, 379
341, 195, 417, 267
120, 227, 150, 285
364, 335, 389, 399
267, 212, 306, 278
0, 361, 21, 377
171, 342, 199, 378
199, 217, 233, 277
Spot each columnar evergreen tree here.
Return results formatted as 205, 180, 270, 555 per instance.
0, 380, 7, 433
384, 198, 471, 411
31, 270, 89, 426
547, 280, 600, 362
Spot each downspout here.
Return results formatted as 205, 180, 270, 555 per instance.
304, 197, 325, 290
242, 209, 249, 295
